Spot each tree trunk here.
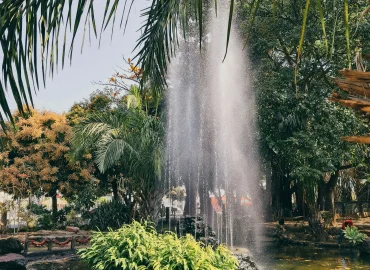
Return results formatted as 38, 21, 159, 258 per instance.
199, 177, 213, 224
51, 192, 58, 220
323, 170, 339, 224
140, 190, 163, 222
0, 210, 7, 233
271, 161, 281, 218
317, 180, 324, 211
295, 184, 305, 216
282, 174, 292, 217
184, 179, 197, 216
112, 178, 119, 201
265, 161, 273, 221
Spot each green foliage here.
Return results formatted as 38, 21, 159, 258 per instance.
66, 180, 103, 217
344, 226, 367, 245
36, 212, 54, 230
27, 204, 66, 230
79, 221, 238, 270
89, 200, 130, 231
179, 217, 219, 249
237, 0, 370, 214
65, 209, 84, 227
72, 107, 165, 220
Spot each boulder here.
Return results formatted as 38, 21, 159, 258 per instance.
66, 226, 79, 233
0, 238, 23, 255
359, 238, 370, 255
236, 254, 258, 270
0, 253, 27, 270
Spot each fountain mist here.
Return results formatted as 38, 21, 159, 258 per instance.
166, 1, 262, 249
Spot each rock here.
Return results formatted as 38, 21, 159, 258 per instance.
0, 238, 23, 255
359, 238, 370, 255
66, 226, 79, 233
0, 253, 27, 270
236, 254, 258, 270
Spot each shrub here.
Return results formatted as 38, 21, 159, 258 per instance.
179, 216, 218, 248
65, 209, 84, 227
344, 226, 367, 245
88, 200, 130, 231
79, 221, 239, 270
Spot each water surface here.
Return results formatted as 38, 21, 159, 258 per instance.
255, 245, 370, 270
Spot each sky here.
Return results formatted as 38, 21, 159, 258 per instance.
6, 0, 149, 114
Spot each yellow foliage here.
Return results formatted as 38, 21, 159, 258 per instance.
0, 109, 91, 197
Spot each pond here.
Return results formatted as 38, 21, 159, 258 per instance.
254, 245, 370, 270
27, 245, 370, 270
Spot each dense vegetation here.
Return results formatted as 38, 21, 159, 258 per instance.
79, 221, 238, 270
238, 0, 370, 224
1, 0, 370, 268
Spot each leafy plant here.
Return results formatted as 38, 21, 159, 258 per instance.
344, 226, 367, 245
88, 200, 130, 231
65, 209, 83, 227
31, 206, 67, 230
79, 221, 239, 270
178, 216, 219, 248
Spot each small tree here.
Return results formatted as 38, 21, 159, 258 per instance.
0, 109, 92, 220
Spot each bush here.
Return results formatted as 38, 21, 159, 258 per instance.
179, 216, 218, 248
79, 221, 239, 270
88, 200, 130, 231
65, 209, 84, 227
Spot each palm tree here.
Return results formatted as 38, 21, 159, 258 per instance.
72, 107, 165, 220
0, 0, 366, 127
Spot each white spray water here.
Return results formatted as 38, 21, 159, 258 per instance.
166, 1, 262, 249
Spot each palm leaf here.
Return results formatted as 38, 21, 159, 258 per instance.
295, 0, 311, 97
1, 0, 240, 127
0, 0, 126, 126
223, 0, 234, 62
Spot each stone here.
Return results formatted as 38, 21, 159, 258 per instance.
359, 238, 370, 255
66, 226, 79, 233
236, 254, 258, 270
0, 253, 27, 270
0, 238, 23, 255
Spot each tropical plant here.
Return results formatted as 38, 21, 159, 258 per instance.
72, 107, 165, 220
1, 0, 369, 127
78, 221, 238, 270
344, 225, 367, 245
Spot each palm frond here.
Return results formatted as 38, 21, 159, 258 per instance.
0, 0, 127, 125
133, 0, 184, 88
295, 0, 311, 97
95, 136, 135, 173
72, 108, 164, 179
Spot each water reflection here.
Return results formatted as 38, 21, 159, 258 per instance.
28, 245, 370, 269
254, 244, 370, 270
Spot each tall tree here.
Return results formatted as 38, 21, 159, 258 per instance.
238, 0, 369, 221
1, 0, 367, 126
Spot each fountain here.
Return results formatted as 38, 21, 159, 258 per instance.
166, 0, 262, 250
